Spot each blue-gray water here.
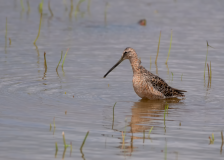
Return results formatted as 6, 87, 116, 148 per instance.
0, 0, 224, 159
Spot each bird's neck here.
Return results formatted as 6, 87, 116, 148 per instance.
129, 56, 142, 74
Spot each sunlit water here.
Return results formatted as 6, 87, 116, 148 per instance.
0, 0, 224, 159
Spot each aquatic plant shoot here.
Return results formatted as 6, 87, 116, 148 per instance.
33, 13, 42, 44
56, 51, 63, 71
148, 126, 153, 137
80, 131, 89, 150
62, 48, 69, 68
155, 31, 161, 64
62, 132, 70, 148
165, 30, 173, 64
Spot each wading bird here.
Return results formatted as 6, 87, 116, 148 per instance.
104, 47, 186, 99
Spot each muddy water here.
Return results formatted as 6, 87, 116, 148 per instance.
0, 0, 224, 159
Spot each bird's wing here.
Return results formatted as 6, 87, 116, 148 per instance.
141, 67, 186, 97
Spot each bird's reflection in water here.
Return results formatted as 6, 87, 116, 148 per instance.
120, 98, 182, 155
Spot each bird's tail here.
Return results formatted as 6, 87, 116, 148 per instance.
172, 87, 186, 97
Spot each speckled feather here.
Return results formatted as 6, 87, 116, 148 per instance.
140, 65, 185, 98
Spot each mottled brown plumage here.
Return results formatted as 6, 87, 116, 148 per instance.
104, 47, 186, 99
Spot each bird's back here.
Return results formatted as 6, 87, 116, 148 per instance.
140, 66, 186, 98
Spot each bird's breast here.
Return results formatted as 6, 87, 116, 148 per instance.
132, 74, 149, 98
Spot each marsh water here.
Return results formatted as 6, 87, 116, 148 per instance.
1, 0, 224, 159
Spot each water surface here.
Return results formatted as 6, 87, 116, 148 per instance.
0, 0, 224, 159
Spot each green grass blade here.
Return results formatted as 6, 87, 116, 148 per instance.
204, 41, 209, 80
62, 132, 67, 147
148, 126, 153, 137
39, 0, 44, 13
80, 131, 89, 150
62, 48, 69, 68
33, 13, 42, 44
155, 31, 161, 64
56, 51, 63, 71
165, 30, 173, 64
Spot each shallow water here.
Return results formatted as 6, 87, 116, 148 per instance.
0, 0, 224, 159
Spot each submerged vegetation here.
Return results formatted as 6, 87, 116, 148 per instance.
121, 118, 127, 148
112, 102, 117, 129
164, 103, 169, 125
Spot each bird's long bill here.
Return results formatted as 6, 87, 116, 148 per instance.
103, 58, 123, 78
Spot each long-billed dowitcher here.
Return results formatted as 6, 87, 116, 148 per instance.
104, 47, 186, 99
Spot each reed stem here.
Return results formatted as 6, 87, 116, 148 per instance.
155, 31, 161, 64
204, 41, 209, 80
5, 17, 7, 50
62, 132, 66, 147
44, 52, 47, 69
55, 142, 58, 158
165, 30, 172, 64
62, 48, 69, 68
48, 0, 54, 17
56, 51, 63, 71
33, 13, 42, 44
207, 63, 210, 87
210, 61, 212, 86
53, 117, 56, 128
80, 131, 89, 150
5, 17, 7, 40
148, 126, 153, 137
55, 142, 58, 151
